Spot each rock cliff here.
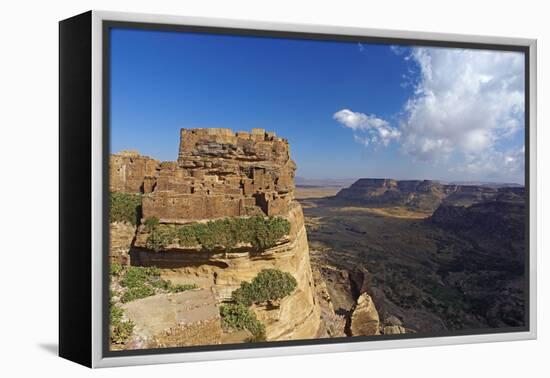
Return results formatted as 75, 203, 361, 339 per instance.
109, 128, 324, 346
334, 178, 524, 211
335, 178, 448, 211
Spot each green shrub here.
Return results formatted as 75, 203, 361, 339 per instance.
121, 285, 155, 303
177, 226, 198, 246
110, 302, 134, 344
110, 192, 142, 225
144, 216, 160, 230
233, 217, 256, 242
110, 262, 123, 277
117, 265, 196, 302
145, 216, 291, 252
232, 269, 297, 306
119, 266, 160, 288
151, 278, 197, 293
219, 303, 266, 342
167, 283, 198, 293
146, 226, 175, 252
253, 217, 291, 249
193, 223, 218, 250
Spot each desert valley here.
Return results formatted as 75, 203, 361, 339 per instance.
297, 178, 526, 334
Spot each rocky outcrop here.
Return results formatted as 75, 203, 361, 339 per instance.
312, 268, 346, 337
349, 293, 380, 336
131, 202, 321, 341
109, 222, 136, 265
335, 178, 448, 211
110, 151, 160, 193
122, 289, 222, 349
443, 185, 498, 206
334, 178, 524, 211
141, 128, 295, 222
110, 128, 323, 345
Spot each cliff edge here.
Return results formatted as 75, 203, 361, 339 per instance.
109, 128, 322, 347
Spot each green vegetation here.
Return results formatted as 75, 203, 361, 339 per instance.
115, 265, 196, 303
110, 300, 134, 345
109, 264, 198, 344
219, 303, 266, 342
144, 216, 160, 230
110, 192, 142, 225
219, 269, 297, 342
119, 266, 160, 288
231, 269, 297, 306
151, 279, 197, 293
110, 262, 123, 277
145, 216, 291, 252
121, 285, 155, 303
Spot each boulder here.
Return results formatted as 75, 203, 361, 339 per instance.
122, 289, 222, 348
350, 293, 380, 336
383, 325, 406, 334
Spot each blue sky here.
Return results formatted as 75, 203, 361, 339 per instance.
110, 28, 526, 184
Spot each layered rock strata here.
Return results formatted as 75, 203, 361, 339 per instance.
335, 178, 524, 211
110, 128, 323, 344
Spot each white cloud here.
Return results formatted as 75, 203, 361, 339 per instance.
333, 109, 401, 147
451, 145, 525, 182
333, 47, 525, 181
400, 47, 525, 170
503, 145, 525, 175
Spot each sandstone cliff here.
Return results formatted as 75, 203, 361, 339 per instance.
109, 128, 325, 347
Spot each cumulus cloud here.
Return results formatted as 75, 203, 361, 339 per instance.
333, 109, 401, 147
400, 47, 525, 167
334, 46, 526, 181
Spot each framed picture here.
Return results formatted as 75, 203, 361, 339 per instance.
59, 10, 537, 368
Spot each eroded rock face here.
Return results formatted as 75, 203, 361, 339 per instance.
131, 202, 322, 341
350, 293, 380, 336
334, 178, 524, 211
312, 268, 346, 338
110, 128, 323, 345
336, 179, 447, 211
110, 151, 160, 193
109, 222, 136, 265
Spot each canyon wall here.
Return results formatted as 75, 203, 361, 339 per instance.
334, 178, 524, 211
